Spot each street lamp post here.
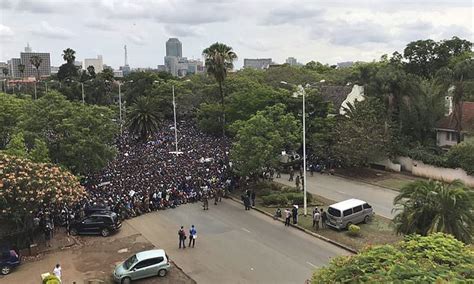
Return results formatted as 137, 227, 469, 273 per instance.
81, 82, 85, 104
118, 82, 123, 134
280, 80, 324, 216
34, 81, 37, 100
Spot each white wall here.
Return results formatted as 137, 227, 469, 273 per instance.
436, 130, 458, 147
396, 156, 474, 187
340, 85, 365, 115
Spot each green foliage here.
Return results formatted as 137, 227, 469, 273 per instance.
197, 103, 223, 136
230, 104, 300, 178
29, 138, 50, 163
0, 93, 27, 148
4, 132, 27, 158
20, 91, 117, 175
348, 224, 361, 236
393, 180, 474, 243
261, 194, 288, 206
334, 98, 391, 167
285, 192, 313, 205
445, 142, 474, 175
127, 96, 162, 141
312, 233, 474, 283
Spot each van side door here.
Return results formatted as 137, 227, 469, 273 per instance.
352, 205, 364, 223
342, 208, 353, 228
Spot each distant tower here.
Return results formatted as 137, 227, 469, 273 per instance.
124, 45, 128, 66
25, 42, 32, 52
166, 38, 182, 57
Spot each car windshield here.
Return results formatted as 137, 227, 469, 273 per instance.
123, 254, 138, 270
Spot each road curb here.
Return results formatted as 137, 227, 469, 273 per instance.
227, 196, 358, 254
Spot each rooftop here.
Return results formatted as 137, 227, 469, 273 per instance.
329, 198, 366, 211
436, 101, 474, 132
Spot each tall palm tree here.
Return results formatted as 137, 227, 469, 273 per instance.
127, 96, 162, 141
30, 55, 42, 81
18, 64, 25, 78
202, 42, 237, 136
62, 48, 76, 64
393, 179, 474, 243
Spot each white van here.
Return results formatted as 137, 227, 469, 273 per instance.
326, 199, 374, 230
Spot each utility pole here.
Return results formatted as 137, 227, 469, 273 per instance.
34, 81, 37, 99
81, 82, 85, 104
118, 83, 123, 135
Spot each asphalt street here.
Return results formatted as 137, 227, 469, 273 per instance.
276, 173, 398, 219
126, 199, 349, 284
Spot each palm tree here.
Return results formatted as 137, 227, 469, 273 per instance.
127, 96, 162, 141
18, 64, 25, 78
202, 42, 237, 136
393, 179, 474, 243
30, 55, 42, 81
62, 48, 76, 64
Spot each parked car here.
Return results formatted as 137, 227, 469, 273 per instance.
113, 249, 171, 283
326, 198, 374, 230
70, 211, 121, 237
0, 248, 20, 275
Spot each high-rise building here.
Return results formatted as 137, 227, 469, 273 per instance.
20, 52, 51, 78
83, 55, 104, 73
286, 57, 298, 66
243, 58, 272, 69
7, 58, 21, 78
164, 56, 179, 76
166, 38, 182, 57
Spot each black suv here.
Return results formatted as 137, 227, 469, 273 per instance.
70, 211, 121, 237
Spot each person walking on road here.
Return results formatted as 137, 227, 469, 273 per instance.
53, 263, 61, 281
320, 208, 327, 228
188, 225, 197, 248
284, 208, 291, 226
313, 210, 321, 230
214, 190, 219, 205
202, 194, 209, 210
295, 175, 300, 190
289, 169, 294, 181
178, 226, 186, 249
251, 190, 256, 207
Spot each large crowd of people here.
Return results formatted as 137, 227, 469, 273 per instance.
34, 121, 234, 236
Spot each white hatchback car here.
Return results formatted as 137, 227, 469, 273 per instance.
114, 249, 171, 283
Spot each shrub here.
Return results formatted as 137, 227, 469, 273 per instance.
311, 233, 474, 283
285, 192, 313, 205
347, 224, 360, 236
261, 194, 288, 206
445, 142, 474, 175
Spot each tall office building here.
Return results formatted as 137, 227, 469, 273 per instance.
164, 56, 179, 76
166, 38, 182, 57
243, 58, 272, 69
84, 55, 104, 73
20, 52, 51, 78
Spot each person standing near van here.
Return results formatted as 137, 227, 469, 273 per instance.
188, 225, 197, 248
320, 208, 327, 228
313, 210, 321, 230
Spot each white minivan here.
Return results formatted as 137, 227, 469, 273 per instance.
326, 198, 374, 230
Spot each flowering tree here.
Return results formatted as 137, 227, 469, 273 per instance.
0, 154, 86, 224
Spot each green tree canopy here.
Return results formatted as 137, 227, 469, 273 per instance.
230, 103, 300, 178
0, 93, 27, 149
333, 98, 391, 167
393, 179, 474, 243
311, 233, 474, 283
127, 96, 162, 141
4, 132, 27, 158
19, 91, 117, 175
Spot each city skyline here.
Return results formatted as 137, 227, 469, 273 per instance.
0, 0, 472, 69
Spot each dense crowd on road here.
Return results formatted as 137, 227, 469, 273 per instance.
34, 122, 234, 235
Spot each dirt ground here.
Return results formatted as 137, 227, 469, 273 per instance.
1, 222, 195, 284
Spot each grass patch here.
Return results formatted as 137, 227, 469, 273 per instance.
374, 178, 413, 190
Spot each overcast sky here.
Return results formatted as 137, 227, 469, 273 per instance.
0, 0, 472, 69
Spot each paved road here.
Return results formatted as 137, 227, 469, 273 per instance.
276, 174, 398, 219
127, 199, 348, 284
